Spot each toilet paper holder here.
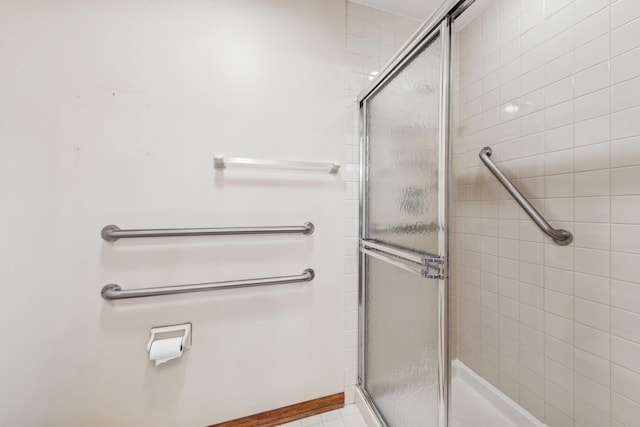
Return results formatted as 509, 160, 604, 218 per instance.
146, 323, 192, 352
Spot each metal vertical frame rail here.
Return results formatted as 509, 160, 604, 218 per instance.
359, 87, 390, 427
358, 99, 368, 390
437, 18, 451, 427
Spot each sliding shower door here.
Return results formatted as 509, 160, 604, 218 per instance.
359, 22, 449, 427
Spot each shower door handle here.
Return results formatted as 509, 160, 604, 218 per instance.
360, 240, 445, 279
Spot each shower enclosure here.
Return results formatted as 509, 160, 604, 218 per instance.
357, 0, 610, 425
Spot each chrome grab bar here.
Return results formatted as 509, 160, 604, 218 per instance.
479, 147, 573, 246
102, 269, 315, 300
102, 222, 314, 242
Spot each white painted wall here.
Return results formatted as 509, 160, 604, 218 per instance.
0, 1, 345, 426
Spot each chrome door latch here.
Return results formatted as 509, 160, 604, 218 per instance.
424, 257, 446, 280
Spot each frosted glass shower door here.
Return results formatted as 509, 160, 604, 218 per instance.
359, 26, 448, 427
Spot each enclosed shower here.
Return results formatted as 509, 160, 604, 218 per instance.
356, 0, 639, 426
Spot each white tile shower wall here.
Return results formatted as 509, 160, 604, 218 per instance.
451, 0, 640, 425
343, 1, 421, 403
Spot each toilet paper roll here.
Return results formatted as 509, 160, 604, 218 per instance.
149, 337, 184, 366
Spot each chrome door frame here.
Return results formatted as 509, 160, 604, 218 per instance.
438, 17, 451, 427
356, 0, 475, 422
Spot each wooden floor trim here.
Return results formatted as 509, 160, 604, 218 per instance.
209, 392, 344, 427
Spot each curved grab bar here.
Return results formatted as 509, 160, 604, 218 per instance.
479, 147, 573, 246
102, 269, 315, 300
102, 222, 314, 242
